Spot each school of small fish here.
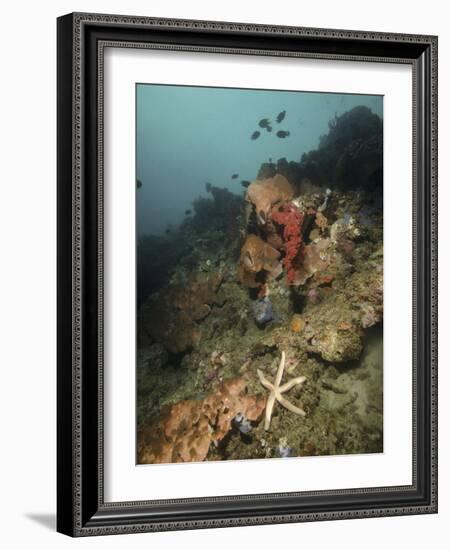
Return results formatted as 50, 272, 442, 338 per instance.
250, 110, 290, 141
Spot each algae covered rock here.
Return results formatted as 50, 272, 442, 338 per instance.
311, 324, 363, 362
139, 271, 225, 354
299, 105, 383, 192
139, 343, 169, 371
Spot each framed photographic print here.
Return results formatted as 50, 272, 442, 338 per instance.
57, 12, 438, 536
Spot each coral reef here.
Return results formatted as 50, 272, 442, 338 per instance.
138, 399, 209, 463
138, 377, 266, 463
301, 105, 383, 191
139, 271, 225, 354
191, 184, 244, 250
237, 234, 282, 288
292, 238, 332, 286
137, 234, 190, 308
246, 174, 295, 224
271, 203, 305, 284
309, 321, 363, 363
137, 104, 384, 464
251, 107, 382, 195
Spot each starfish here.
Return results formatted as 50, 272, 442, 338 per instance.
257, 351, 306, 431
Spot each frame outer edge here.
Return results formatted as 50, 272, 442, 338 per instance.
57, 13, 77, 537
58, 12, 438, 536
430, 35, 438, 513
70, 11, 437, 44
73, 11, 84, 537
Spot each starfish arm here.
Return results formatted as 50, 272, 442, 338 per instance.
257, 369, 274, 391
278, 395, 306, 417
264, 392, 276, 430
274, 351, 286, 387
279, 376, 306, 393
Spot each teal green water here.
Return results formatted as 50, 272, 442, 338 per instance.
136, 84, 382, 235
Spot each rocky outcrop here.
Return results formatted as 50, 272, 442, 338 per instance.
139, 271, 225, 354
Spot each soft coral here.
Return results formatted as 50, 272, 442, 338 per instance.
271, 203, 305, 284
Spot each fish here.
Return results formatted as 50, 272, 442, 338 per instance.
165, 228, 172, 235
258, 118, 271, 128
137, 179, 142, 189
276, 110, 286, 123
276, 130, 290, 138
231, 174, 239, 179
251, 131, 261, 140
185, 209, 192, 215
266, 125, 272, 133
240, 180, 251, 188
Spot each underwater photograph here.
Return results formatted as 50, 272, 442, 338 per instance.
136, 83, 383, 465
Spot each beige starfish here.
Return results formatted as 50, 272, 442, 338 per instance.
257, 351, 306, 431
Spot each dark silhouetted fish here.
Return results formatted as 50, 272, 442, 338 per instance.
185, 209, 192, 215
276, 110, 286, 123
266, 125, 273, 133
258, 118, 271, 128
137, 179, 142, 189
231, 174, 239, 179
240, 180, 251, 188
251, 131, 261, 140
276, 130, 290, 138
165, 228, 172, 235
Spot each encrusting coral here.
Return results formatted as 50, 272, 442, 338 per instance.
246, 174, 295, 224
241, 173, 335, 288
138, 377, 266, 463
237, 234, 282, 288
292, 238, 332, 286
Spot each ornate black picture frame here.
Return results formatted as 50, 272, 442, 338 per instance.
57, 12, 438, 536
